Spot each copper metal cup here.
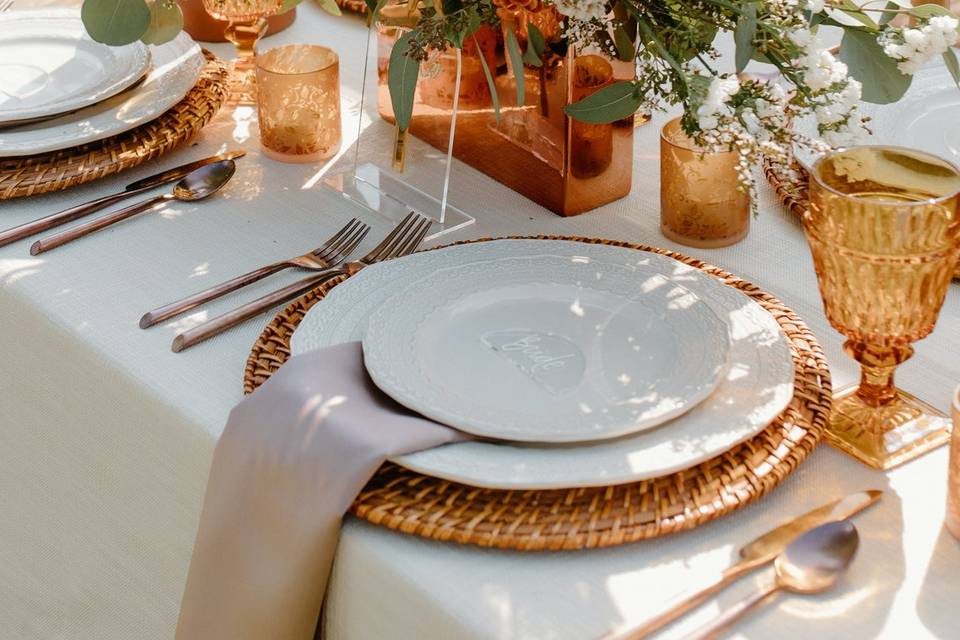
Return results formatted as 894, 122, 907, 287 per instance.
255, 44, 342, 164
659, 117, 750, 248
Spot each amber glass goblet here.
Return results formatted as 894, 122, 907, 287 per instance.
202, 0, 283, 101
804, 146, 960, 469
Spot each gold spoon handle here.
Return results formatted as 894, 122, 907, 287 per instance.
30, 194, 168, 255
600, 558, 768, 640
684, 582, 780, 640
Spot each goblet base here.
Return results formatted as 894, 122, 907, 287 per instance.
826, 383, 951, 470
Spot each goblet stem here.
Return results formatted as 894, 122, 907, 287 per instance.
224, 17, 269, 103
844, 340, 914, 408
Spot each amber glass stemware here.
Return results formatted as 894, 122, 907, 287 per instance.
202, 0, 283, 101
804, 146, 960, 469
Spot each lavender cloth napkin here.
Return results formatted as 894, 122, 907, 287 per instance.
175, 342, 468, 639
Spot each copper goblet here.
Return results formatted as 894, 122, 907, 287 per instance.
202, 0, 283, 100
804, 146, 960, 469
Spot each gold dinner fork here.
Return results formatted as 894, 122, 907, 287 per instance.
140, 218, 369, 328
171, 212, 433, 352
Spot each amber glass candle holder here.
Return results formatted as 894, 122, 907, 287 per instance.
255, 44, 342, 164
804, 146, 960, 469
659, 118, 750, 248
202, 0, 283, 101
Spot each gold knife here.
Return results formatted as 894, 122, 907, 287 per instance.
0, 150, 246, 248
600, 490, 882, 640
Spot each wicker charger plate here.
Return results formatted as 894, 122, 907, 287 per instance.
0, 50, 228, 200
335, 0, 368, 12
244, 236, 830, 551
764, 155, 960, 279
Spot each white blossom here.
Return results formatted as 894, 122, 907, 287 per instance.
552, 0, 607, 22
880, 15, 959, 75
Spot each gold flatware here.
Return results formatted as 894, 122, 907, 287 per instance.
601, 490, 881, 640
140, 218, 369, 328
686, 520, 859, 640
171, 211, 432, 353
0, 151, 244, 249
30, 160, 236, 255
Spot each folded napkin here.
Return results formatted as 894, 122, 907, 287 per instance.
176, 342, 468, 640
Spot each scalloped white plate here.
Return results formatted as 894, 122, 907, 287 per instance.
0, 9, 150, 125
0, 11, 202, 157
361, 249, 731, 443
292, 240, 794, 488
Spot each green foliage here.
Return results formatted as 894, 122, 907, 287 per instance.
140, 0, 183, 46
839, 28, 912, 104
944, 49, 960, 88
734, 3, 757, 73
388, 30, 421, 131
475, 36, 500, 123
505, 26, 525, 106
81, 0, 150, 46
565, 81, 643, 124
522, 23, 546, 67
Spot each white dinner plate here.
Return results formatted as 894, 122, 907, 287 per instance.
291, 240, 794, 489
0, 14, 203, 157
0, 10, 151, 125
361, 245, 731, 443
795, 59, 960, 170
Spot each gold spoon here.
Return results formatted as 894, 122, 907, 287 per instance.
29, 159, 236, 255
687, 520, 859, 640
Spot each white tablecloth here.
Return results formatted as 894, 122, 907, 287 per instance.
1, 5, 958, 639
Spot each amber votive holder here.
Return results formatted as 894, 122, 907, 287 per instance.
255, 44, 342, 163
948, 386, 960, 538
659, 117, 749, 248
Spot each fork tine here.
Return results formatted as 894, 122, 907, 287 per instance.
314, 221, 364, 263
389, 216, 431, 260
312, 218, 360, 260
370, 213, 422, 262
363, 212, 417, 262
335, 224, 370, 261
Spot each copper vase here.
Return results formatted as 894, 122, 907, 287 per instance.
377, 8, 635, 216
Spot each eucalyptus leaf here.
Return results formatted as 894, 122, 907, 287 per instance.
910, 3, 953, 19
81, 0, 150, 46
565, 81, 641, 124
523, 23, 545, 67
280, 0, 302, 13
944, 48, 960, 88
878, 1, 899, 25
388, 30, 421, 131
312, 0, 341, 17
475, 36, 500, 123
839, 28, 912, 104
140, 0, 183, 46
506, 26, 525, 106
734, 3, 757, 73
613, 25, 635, 62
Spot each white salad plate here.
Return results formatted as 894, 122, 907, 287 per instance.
795, 59, 960, 170
292, 240, 794, 489
362, 250, 731, 444
0, 10, 151, 126
0, 13, 203, 157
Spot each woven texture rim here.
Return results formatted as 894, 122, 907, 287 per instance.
244, 236, 831, 551
0, 50, 228, 200
763, 154, 960, 279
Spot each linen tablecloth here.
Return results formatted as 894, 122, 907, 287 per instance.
1, 4, 958, 639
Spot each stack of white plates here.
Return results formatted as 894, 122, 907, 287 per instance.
0, 9, 204, 157
290, 239, 796, 490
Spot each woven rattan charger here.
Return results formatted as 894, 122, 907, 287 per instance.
244, 236, 831, 551
0, 50, 228, 200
